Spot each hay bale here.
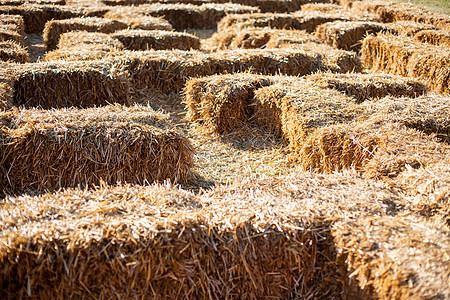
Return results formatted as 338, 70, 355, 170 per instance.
297, 119, 449, 176
43, 43, 123, 61
253, 82, 360, 155
389, 20, 437, 36
218, 11, 353, 33
119, 48, 361, 93
414, 29, 450, 47
56, 31, 125, 50
361, 33, 450, 94
0, 4, 83, 33
0, 0, 65, 4
0, 14, 25, 36
333, 214, 450, 299
0, 171, 401, 299
315, 21, 391, 51
0, 105, 194, 194
301, 3, 345, 14
376, 2, 450, 30
305, 72, 427, 103
107, 3, 259, 30
183, 73, 277, 133
360, 95, 450, 144
0, 81, 14, 110
5, 60, 130, 108
204, 27, 320, 51
112, 29, 200, 51
43, 17, 128, 50
0, 25, 24, 45
104, 10, 174, 31
0, 40, 29, 63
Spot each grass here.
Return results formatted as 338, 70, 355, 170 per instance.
391, 0, 450, 14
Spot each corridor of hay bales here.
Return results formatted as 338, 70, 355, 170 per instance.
1, 0, 449, 298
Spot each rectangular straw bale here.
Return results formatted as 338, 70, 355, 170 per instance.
305, 72, 427, 103
104, 9, 174, 30
43, 43, 124, 61
0, 40, 29, 63
414, 29, 450, 47
389, 20, 437, 36
119, 48, 360, 94
43, 17, 128, 50
0, 14, 25, 36
375, 2, 450, 30
0, 4, 83, 33
125, 3, 260, 30
301, 3, 345, 14
0, 0, 66, 4
0, 81, 14, 110
0, 105, 194, 194
333, 214, 450, 299
0, 25, 24, 45
315, 21, 391, 51
203, 27, 320, 51
0, 171, 402, 298
218, 11, 353, 33
56, 30, 125, 50
360, 95, 450, 144
112, 29, 200, 50
5, 60, 130, 108
183, 73, 278, 133
362, 33, 450, 94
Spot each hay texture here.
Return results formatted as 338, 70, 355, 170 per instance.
0, 81, 14, 110
305, 72, 427, 103
316, 21, 391, 51
0, 105, 193, 194
204, 27, 320, 51
106, 3, 259, 30
119, 48, 361, 93
184, 73, 277, 133
3, 60, 130, 108
43, 17, 128, 50
0, 14, 25, 36
414, 29, 450, 48
103, 10, 174, 31
389, 20, 437, 36
0, 4, 83, 33
362, 33, 450, 94
0, 41, 29, 63
218, 11, 353, 33
0, 24, 24, 45
112, 29, 200, 50
1, 169, 448, 298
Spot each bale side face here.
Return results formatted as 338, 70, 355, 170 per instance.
0, 40, 29, 63
8, 61, 131, 108
414, 29, 450, 47
43, 17, 128, 50
361, 33, 450, 94
315, 21, 391, 51
112, 29, 201, 51
0, 105, 194, 194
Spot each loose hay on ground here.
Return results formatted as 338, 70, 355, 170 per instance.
43, 17, 128, 50
2, 60, 130, 108
361, 33, 450, 94
0, 105, 194, 194
305, 72, 427, 103
112, 29, 200, 50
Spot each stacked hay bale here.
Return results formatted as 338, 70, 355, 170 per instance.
103, 9, 174, 31
361, 33, 450, 94
315, 21, 391, 51
0, 105, 194, 194
112, 29, 201, 50
1, 170, 448, 299
43, 17, 128, 50
119, 48, 361, 93
389, 20, 437, 36
44, 31, 125, 61
1, 60, 130, 108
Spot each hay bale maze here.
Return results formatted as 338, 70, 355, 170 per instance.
1, 0, 450, 298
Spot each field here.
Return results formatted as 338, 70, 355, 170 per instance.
0, 0, 449, 298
